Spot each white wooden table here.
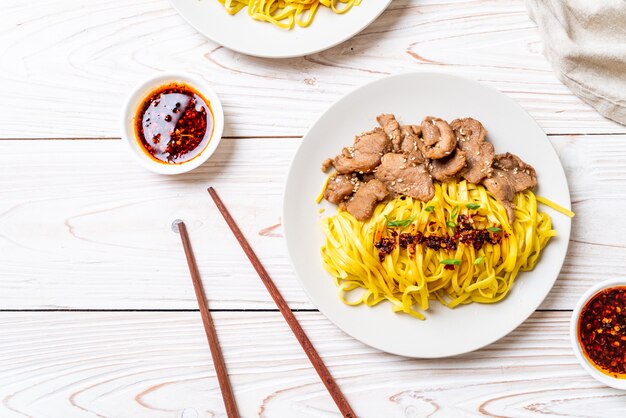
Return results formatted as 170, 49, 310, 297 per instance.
1, 1, 625, 417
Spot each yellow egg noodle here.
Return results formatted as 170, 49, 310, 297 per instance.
217, 0, 362, 29
321, 181, 557, 319
535, 195, 575, 218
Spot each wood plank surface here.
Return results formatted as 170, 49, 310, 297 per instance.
2, 0, 625, 139
3, 1, 626, 416
1, 136, 624, 310
1, 311, 624, 418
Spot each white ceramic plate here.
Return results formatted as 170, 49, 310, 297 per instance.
284, 72, 572, 358
168, 0, 391, 58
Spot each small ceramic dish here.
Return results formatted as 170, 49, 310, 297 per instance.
120, 72, 224, 175
570, 278, 626, 390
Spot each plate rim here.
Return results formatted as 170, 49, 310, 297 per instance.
167, 0, 392, 58
283, 71, 572, 358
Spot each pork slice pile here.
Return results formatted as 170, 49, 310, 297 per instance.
321, 114, 537, 222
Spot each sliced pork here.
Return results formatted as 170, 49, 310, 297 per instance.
375, 153, 435, 201
429, 149, 467, 181
323, 174, 357, 204
451, 118, 495, 183
419, 117, 457, 159
377, 114, 402, 152
321, 114, 538, 223
492, 153, 537, 192
400, 125, 426, 164
482, 173, 516, 222
321, 158, 333, 172
482, 153, 537, 222
332, 128, 390, 174
346, 179, 389, 221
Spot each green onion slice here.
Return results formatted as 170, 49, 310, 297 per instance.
386, 215, 417, 228
440, 258, 461, 265
451, 205, 459, 220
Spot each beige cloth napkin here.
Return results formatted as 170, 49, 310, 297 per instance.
527, 0, 626, 125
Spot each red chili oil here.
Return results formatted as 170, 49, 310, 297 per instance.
578, 286, 626, 379
135, 82, 214, 164
376, 214, 506, 266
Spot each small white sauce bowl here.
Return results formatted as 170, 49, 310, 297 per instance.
120, 72, 224, 175
570, 278, 626, 390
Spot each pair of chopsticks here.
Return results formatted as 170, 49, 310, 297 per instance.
173, 187, 355, 418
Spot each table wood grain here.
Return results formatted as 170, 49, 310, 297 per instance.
1, 0, 624, 417
1, 311, 625, 418
2, 0, 625, 139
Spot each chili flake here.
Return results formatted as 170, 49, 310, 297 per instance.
578, 286, 626, 378
374, 237, 396, 262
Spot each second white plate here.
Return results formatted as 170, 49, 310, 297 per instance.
283, 72, 572, 358
169, 0, 392, 58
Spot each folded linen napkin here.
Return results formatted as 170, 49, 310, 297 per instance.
527, 0, 626, 125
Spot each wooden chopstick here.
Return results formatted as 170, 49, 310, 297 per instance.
174, 220, 240, 418
207, 187, 356, 418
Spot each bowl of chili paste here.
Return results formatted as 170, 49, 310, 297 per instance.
571, 278, 626, 390
121, 72, 224, 174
